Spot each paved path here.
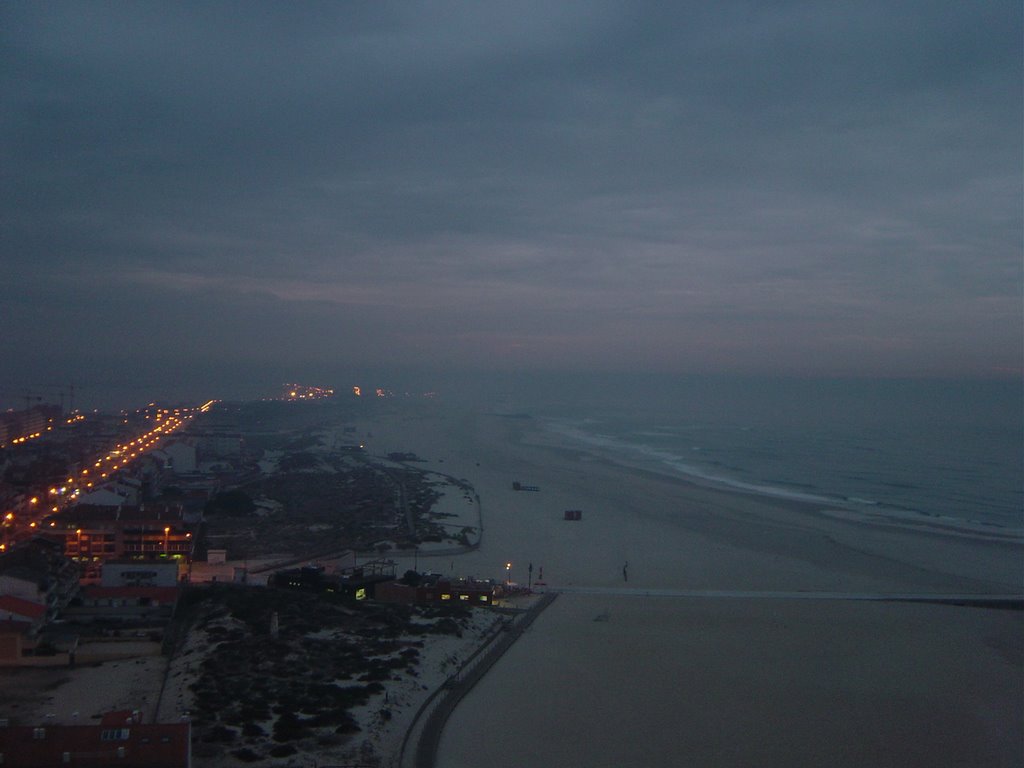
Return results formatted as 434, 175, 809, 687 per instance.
401, 593, 558, 768
549, 586, 1023, 606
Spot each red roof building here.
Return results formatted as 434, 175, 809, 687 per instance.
0, 711, 191, 767
0, 594, 47, 622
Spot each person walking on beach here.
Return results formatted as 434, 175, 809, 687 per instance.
623, 561, 629, 582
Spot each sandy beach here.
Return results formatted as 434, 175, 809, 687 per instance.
363, 405, 1021, 594
358, 403, 1023, 767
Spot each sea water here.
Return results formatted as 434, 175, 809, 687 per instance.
511, 375, 1023, 532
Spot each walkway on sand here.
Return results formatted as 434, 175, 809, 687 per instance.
550, 586, 1023, 608
401, 592, 558, 768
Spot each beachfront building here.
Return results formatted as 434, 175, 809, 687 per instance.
376, 574, 502, 606
270, 560, 396, 600
0, 710, 191, 767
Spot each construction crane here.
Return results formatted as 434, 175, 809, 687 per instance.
0, 383, 80, 414
0, 390, 44, 412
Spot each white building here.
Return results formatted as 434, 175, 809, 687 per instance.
162, 440, 197, 473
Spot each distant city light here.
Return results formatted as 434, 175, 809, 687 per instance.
283, 383, 335, 401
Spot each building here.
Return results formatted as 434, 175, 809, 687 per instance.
76, 487, 133, 507
0, 594, 47, 632
51, 504, 195, 582
0, 537, 79, 620
0, 710, 191, 767
270, 561, 396, 600
376, 574, 502, 606
100, 561, 180, 588
0, 619, 33, 662
190, 431, 243, 459
70, 585, 180, 623
161, 440, 197, 474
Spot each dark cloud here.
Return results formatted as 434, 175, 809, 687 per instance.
1, 1, 1020, 404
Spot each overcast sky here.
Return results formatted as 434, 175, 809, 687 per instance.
2, 2, 1021, 405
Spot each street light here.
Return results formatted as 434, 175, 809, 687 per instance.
164, 526, 170, 555
505, 561, 512, 586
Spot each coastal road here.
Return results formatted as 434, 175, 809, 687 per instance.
548, 586, 1023, 607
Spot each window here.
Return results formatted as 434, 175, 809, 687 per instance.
32, 728, 45, 739
459, 594, 470, 601
440, 593, 451, 601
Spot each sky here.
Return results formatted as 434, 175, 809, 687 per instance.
2, 1, 1021, 407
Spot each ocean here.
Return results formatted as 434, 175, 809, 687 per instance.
508, 375, 1023, 533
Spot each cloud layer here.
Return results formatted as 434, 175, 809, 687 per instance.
2, 1, 1021, 401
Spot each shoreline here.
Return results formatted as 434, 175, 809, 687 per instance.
536, 419, 1020, 590
523, 414, 1024, 544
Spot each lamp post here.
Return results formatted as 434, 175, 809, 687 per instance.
163, 526, 170, 556
505, 561, 511, 587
